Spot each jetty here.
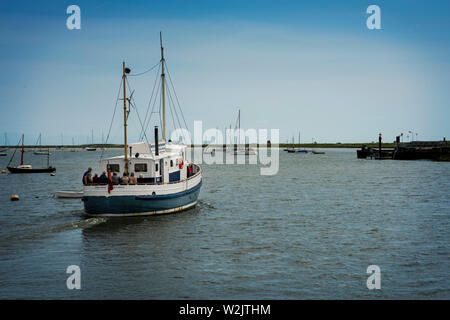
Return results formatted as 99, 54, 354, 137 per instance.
357, 135, 449, 161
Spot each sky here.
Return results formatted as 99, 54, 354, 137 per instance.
0, 0, 449, 145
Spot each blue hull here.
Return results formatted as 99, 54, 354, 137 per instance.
83, 181, 202, 216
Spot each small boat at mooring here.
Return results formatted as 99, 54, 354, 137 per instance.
228, 110, 257, 155
55, 190, 83, 198
33, 133, 51, 155
6, 134, 55, 173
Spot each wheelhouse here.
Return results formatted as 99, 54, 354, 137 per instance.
99, 142, 188, 184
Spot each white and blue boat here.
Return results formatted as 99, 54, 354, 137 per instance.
82, 35, 202, 217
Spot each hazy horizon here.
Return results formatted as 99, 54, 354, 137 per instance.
1, 0, 449, 145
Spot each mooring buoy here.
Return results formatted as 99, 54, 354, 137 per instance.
10, 195, 19, 201
1, 170, 6, 174
50, 173, 55, 176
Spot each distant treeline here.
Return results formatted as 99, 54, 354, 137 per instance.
200, 142, 396, 148
0, 143, 396, 149
0, 144, 124, 149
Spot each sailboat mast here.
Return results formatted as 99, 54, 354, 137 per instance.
238, 109, 240, 145
160, 32, 166, 142
123, 61, 129, 175
20, 134, 24, 165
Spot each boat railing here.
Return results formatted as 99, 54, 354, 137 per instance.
85, 163, 202, 186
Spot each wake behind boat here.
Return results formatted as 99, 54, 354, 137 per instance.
82, 34, 202, 217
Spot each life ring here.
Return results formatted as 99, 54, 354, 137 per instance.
179, 158, 184, 169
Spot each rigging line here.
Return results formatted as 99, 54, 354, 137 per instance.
141, 62, 161, 136
159, 84, 163, 136
128, 61, 160, 77
125, 78, 151, 146
140, 65, 161, 140
142, 77, 162, 140
144, 63, 161, 134
166, 84, 185, 142
166, 88, 178, 141
165, 62, 189, 132
6, 137, 22, 167
166, 86, 180, 137
166, 84, 183, 130
100, 77, 123, 160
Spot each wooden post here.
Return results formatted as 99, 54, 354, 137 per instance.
378, 133, 382, 160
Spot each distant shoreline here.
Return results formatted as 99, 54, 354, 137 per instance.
0, 143, 394, 149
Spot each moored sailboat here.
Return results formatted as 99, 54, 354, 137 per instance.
7, 134, 55, 173
33, 133, 51, 155
296, 131, 308, 153
228, 109, 257, 155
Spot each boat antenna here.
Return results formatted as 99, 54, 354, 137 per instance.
160, 31, 166, 142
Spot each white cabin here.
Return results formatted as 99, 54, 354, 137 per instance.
99, 142, 188, 183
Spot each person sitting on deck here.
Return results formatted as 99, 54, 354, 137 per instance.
111, 172, 120, 185
121, 173, 129, 184
85, 173, 93, 184
82, 168, 92, 185
187, 165, 193, 177
92, 174, 100, 183
99, 171, 108, 183
129, 172, 137, 184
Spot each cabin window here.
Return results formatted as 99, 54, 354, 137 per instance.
155, 163, 159, 172
108, 164, 120, 173
135, 163, 148, 172
170, 160, 173, 167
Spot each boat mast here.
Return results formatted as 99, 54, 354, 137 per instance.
123, 61, 129, 175
238, 109, 240, 146
160, 32, 166, 142
20, 134, 24, 165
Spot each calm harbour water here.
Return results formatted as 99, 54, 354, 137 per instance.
0, 148, 449, 299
